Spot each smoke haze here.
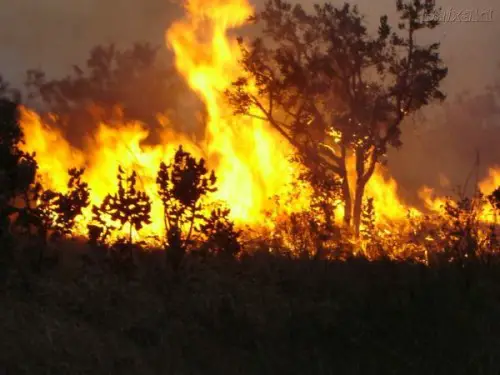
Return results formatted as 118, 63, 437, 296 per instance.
2, 0, 498, 90
1, 0, 499, 201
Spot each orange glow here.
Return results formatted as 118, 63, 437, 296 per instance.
166, 0, 306, 224
479, 167, 500, 224
16, 0, 499, 255
18, 0, 309, 243
479, 167, 500, 196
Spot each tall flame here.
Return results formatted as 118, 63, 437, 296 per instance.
16, 0, 499, 247
17, 0, 307, 242
166, 0, 305, 223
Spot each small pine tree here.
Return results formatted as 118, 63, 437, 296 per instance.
157, 145, 217, 269
157, 146, 242, 266
90, 166, 151, 245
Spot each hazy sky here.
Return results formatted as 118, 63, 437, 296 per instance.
0, 0, 498, 95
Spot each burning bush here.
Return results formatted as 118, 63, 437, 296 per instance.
157, 146, 241, 269
89, 167, 152, 246
0, 0, 498, 269
226, 0, 448, 236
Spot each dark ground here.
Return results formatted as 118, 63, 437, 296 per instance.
1, 243, 500, 375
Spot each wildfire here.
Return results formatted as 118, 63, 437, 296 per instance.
479, 167, 500, 224
479, 167, 500, 196
18, 0, 309, 242
16, 0, 499, 250
365, 167, 421, 222
166, 0, 307, 223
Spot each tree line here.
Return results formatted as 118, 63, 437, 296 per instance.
0, 98, 240, 271
0, 0, 499, 269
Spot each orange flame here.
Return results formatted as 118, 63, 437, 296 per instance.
18, 0, 308, 242
16, 0, 499, 249
166, 0, 306, 223
479, 167, 500, 224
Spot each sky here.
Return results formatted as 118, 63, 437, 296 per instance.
0, 0, 498, 93
0, 0, 499, 198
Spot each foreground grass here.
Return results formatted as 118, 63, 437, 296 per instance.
2, 243, 500, 374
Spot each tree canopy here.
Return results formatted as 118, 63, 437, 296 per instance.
25, 42, 193, 146
226, 0, 448, 235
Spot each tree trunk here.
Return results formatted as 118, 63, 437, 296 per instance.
341, 176, 352, 227
352, 147, 377, 238
166, 226, 184, 271
352, 181, 366, 238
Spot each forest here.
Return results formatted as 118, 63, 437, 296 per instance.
1, 0, 500, 373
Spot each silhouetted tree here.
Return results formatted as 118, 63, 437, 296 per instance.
0, 98, 38, 240
360, 197, 378, 255
157, 146, 217, 268
25, 43, 190, 146
34, 168, 90, 241
5, 168, 89, 270
226, 0, 447, 236
489, 187, 500, 212
0, 75, 20, 103
157, 146, 242, 267
90, 167, 151, 245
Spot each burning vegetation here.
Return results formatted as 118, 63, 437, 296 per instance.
3, 1, 500, 373
0, 0, 499, 268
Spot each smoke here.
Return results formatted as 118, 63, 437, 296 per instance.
2, 0, 497, 90
0, 0, 499, 199
0, 0, 183, 85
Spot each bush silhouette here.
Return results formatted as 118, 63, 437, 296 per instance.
0, 98, 38, 248
489, 187, 500, 211
35, 168, 90, 241
157, 145, 216, 268
89, 167, 151, 245
199, 207, 241, 258
157, 146, 241, 268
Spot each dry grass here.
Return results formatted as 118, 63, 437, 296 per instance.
1, 242, 500, 374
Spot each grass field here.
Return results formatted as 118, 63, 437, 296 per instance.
1, 243, 500, 374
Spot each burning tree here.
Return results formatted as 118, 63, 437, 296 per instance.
25, 43, 189, 146
34, 168, 90, 241
157, 146, 216, 268
489, 187, 500, 212
90, 167, 152, 245
226, 0, 447, 236
157, 146, 240, 268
